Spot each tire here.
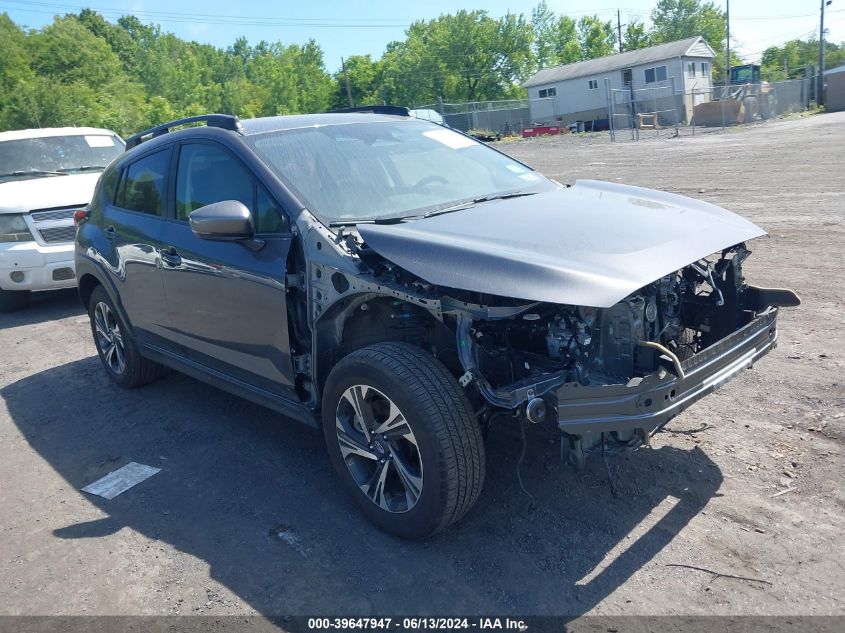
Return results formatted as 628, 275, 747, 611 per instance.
0, 288, 30, 313
742, 96, 758, 124
88, 285, 162, 388
321, 342, 485, 539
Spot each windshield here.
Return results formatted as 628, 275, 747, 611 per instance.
0, 134, 124, 184
246, 120, 555, 223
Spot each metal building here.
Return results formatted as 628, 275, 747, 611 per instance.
522, 36, 716, 127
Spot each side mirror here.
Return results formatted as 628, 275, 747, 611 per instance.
189, 200, 253, 240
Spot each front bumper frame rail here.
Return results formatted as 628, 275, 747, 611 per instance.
553, 308, 780, 437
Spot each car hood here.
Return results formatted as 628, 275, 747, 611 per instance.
357, 180, 766, 308
0, 172, 101, 214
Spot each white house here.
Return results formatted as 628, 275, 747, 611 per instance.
523, 36, 716, 127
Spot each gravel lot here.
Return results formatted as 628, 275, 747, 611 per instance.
1, 112, 843, 620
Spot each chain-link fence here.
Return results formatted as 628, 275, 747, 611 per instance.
419, 76, 816, 142
607, 76, 814, 141
608, 78, 683, 140
418, 98, 556, 136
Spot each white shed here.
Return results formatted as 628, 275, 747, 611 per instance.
523, 36, 716, 127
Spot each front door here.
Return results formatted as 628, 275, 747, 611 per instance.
159, 141, 297, 397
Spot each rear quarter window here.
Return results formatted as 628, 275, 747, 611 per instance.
101, 167, 120, 203
87, 166, 119, 216
115, 149, 170, 216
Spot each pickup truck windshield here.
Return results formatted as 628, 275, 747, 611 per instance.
0, 134, 124, 184
246, 120, 556, 224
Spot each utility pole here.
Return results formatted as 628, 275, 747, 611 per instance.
617, 10, 624, 53
725, 0, 731, 86
341, 57, 354, 108
819, 0, 832, 106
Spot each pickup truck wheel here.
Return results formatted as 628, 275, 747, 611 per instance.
0, 289, 30, 313
88, 286, 161, 388
322, 342, 485, 539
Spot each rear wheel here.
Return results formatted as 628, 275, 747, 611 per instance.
88, 285, 162, 388
0, 288, 30, 313
322, 342, 485, 539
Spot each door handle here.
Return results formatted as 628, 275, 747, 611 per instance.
104, 226, 116, 240
160, 246, 182, 267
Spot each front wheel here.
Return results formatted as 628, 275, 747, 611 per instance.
321, 342, 485, 539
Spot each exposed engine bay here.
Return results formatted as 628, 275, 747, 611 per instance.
465, 245, 754, 393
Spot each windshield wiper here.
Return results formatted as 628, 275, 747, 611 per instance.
372, 215, 422, 224
329, 216, 419, 227
57, 165, 107, 173
327, 191, 539, 227
420, 190, 539, 219
0, 170, 69, 178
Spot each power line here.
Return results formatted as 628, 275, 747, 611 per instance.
0, 0, 635, 26
3, 0, 843, 28
0, 1, 411, 27
733, 9, 845, 21
733, 28, 825, 59
735, 25, 823, 47
1, 0, 410, 21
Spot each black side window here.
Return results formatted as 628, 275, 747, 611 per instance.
255, 184, 289, 233
176, 143, 289, 233
115, 149, 169, 216
175, 144, 252, 221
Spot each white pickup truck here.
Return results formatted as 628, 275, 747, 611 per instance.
0, 127, 124, 311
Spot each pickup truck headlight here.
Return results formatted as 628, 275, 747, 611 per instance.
0, 214, 34, 243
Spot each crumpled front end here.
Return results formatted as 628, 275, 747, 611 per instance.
447, 244, 799, 453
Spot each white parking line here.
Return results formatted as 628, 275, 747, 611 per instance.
81, 462, 161, 500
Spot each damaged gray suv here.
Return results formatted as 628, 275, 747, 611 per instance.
75, 108, 799, 538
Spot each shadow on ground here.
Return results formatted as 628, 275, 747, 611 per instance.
2, 357, 722, 617
0, 288, 83, 328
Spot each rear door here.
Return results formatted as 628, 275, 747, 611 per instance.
159, 140, 297, 397
101, 146, 174, 348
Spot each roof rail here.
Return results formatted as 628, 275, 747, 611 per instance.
330, 105, 410, 117
125, 114, 242, 150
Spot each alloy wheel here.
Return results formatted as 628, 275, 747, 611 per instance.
93, 301, 126, 374
335, 385, 423, 513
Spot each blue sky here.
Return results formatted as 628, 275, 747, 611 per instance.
3, 0, 844, 71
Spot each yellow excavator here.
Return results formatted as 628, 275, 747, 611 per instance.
693, 65, 776, 126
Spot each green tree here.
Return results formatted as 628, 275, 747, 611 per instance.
292, 40, 335, 113
76, 8, 139, 75
0, 13, 149, 133
531, 1, 558, 69
623, 20, 651, 51
0, 9, 341, 134
28, 16, 125, 87
378, 10, 534, 104
550, 16, 581, 65
530, 12, 615, 68
578, 16, 616, 60
760, 38, 845, 82
333, 54, 380, 108
650, 0, 723, 45
0, 14, 38, 130
650, 0, 730, 80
